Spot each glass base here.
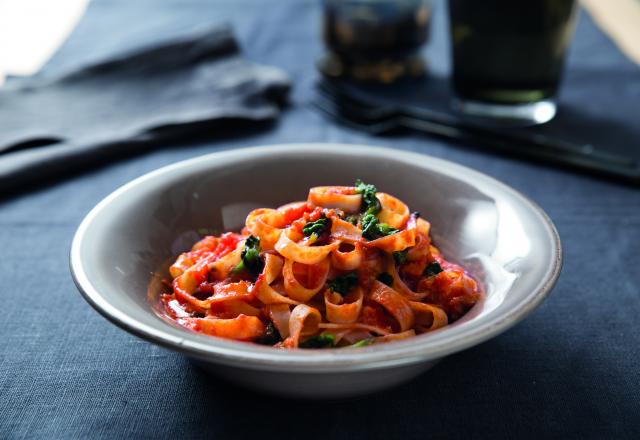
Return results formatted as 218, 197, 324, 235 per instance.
451, 98, 557, 127
317, 52, 426, 84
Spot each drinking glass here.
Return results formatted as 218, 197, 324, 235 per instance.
319, 0, 433, 83
448, 0, 579, 125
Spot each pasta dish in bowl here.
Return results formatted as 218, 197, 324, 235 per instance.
162, 181, 481, 348
70, 144, 561, 397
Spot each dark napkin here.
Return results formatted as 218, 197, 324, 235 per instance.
0, 25, 290, 192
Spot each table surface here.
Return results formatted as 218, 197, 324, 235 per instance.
1, 1, 639, 438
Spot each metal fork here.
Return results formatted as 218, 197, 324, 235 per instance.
314, 79, 640, 186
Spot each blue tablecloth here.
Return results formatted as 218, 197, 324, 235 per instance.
1, 0, 639, 438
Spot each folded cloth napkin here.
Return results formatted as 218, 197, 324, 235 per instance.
0, 25, 290, 192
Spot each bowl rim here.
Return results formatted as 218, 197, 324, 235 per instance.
70, 143, 562, 372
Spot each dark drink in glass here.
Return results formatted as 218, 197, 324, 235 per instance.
320, 0, 432, 83
448, 0, 578, 125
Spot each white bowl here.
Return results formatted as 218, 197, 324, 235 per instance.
70, 144, 562, 398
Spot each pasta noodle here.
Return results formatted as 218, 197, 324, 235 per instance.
286, 304, 322, 348
324, 287, 364, 324
160, 181, 481, 348
283, 257, 331, 302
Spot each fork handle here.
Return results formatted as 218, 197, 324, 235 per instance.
399, 115, 640, 185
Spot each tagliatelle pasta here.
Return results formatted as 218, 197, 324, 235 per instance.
160, 180, 481, 349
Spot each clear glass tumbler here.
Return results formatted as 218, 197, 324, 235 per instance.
319, 0, 433, 83
448, 0, 579, 125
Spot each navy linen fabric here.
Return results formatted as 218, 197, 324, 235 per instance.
1, 0, 639, 438
0, 25, 290, 191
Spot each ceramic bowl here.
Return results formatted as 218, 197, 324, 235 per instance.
70, 144, 562, 398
